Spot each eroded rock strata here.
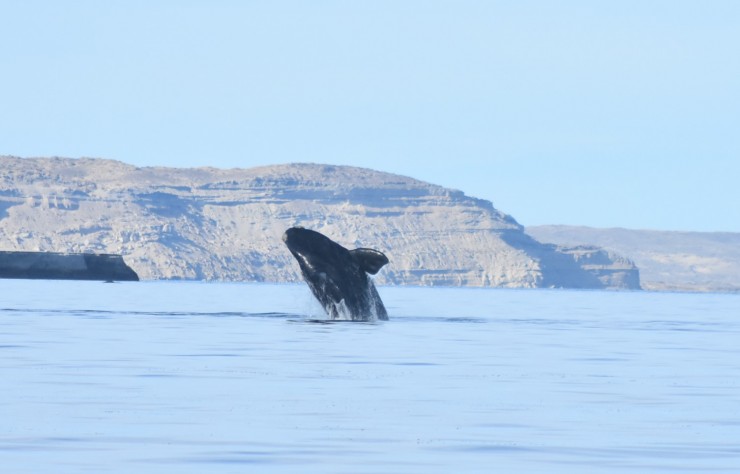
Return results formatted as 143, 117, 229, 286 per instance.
0, 156, 639, 289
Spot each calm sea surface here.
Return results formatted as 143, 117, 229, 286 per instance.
1, 280, 740, 473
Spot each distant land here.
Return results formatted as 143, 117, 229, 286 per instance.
528, 225, 740, 293
0, 156, 638, 290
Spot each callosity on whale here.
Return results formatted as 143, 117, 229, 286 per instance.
283, 227, 389, 321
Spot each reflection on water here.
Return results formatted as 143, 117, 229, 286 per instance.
1, 280, 740, 473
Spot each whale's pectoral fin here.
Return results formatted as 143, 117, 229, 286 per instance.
350, 248, 389, 275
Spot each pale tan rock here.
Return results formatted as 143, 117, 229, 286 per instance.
0, 156, 639, 288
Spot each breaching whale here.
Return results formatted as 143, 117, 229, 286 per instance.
283, 227, 389, 321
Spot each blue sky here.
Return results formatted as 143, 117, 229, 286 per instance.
2, 1, 739, 232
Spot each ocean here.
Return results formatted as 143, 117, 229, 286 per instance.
2, 280, 739, 473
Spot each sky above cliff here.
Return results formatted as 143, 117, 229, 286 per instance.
2, 1, 739, 232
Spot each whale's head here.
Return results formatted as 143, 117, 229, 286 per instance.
283, 226, 388, 275
282, 227, 344, 274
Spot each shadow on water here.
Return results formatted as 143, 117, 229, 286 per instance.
2, 308, 731, 334
399, 316, 488, 324
0, 308, 300, 320
1, 308, 490, 325
287, 318, 381, 325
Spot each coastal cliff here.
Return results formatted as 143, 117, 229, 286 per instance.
0, 156, 639, 289
0, 251, 138, 281
528, 225, 740, 293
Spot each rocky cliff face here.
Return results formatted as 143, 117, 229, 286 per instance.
528, 225, 740, 292
0, 156, 639, 289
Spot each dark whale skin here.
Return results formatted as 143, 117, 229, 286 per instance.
283, 227, 388, 321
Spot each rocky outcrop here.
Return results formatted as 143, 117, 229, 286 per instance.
528, 225, 740, 292
546, 245, 641, 289
0, 156, 639, 289
0, 251, 139, 281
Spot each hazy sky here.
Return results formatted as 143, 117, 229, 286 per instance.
2, 1, 739, 232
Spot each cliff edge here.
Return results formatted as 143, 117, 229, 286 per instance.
0, 156, 639, 289
528, 225, 739, 292
0, 251, 139, 281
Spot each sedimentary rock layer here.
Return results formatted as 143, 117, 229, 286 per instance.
0, 156, 639, 289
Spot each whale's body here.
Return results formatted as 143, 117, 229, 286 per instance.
283, 227, 389, 321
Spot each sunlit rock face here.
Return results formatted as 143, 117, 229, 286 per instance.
529, 225, 739, 292
0, 156, 639, 289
